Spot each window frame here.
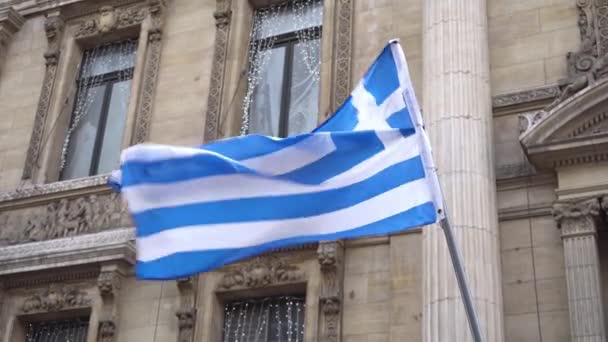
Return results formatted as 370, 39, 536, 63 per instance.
249, 25, 322, 138
60, 40, 137, 180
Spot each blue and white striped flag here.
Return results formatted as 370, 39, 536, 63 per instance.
109, 40, 444, 280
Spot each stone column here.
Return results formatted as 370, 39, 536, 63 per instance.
553, 199, 605, 342
422, 1, 504, 342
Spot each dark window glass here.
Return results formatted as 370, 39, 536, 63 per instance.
246, 1, 322, 138
223, 296, 306, 342
25, 317, 89, 342
61, 39, 137, 180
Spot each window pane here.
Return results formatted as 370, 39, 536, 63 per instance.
61, 85, 106, 180
223, 296, 305, 342
249, 46, 287, 137
254, 0, 323, 39
287, 38, 321, 136
81, 39, 137, 78
97, 80, 132, 174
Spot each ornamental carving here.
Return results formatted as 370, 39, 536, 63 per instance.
553, 198, 600, 237
544, 0, 608, 111
218, 256, 304, 289
317, 241, 343, 342
98, 269, 121, 299
98, 320, 116, 342
204, 0, 232, 142
492, 85, 560, 109
0, 7, 25, 49
22, 12, 64, 180
0, 193, 129, 246
333, 0, 354, 110
176, 307, 196, 342
21, 285, 91, 313
74, 5, 146, 38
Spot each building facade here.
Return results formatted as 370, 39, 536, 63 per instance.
0, 0, 606, 341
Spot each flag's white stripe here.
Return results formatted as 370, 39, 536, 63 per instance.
240, 134, 335, 176
124, 132, 419, 213
137, 177, 433, 262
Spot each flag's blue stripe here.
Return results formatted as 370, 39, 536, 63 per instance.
135, 201, 436, 280
133, 156, 426, 237
121, 131, 388, 188
314, 98, 359, 133
363, 45, 400, 105
280, 130, 384, 184
202, 134, 311, 161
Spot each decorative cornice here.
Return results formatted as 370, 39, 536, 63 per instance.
218, 255, 304, 290
21, 284, 91, 313
73, 4, 147, 39
492, 85, 559, 111
0, 174, 109, 204
495, 162, 537, 180
0, 228, 135, 276
1, 266, 98, 289
553, 198, 601, 238
0, 7, 25, 46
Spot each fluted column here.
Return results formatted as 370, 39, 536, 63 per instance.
422, 1, 503, 342
554, 199, 605, 342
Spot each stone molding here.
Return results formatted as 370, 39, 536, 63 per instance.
0, 7, 24, 48
0, 174, 109, 204
553, 198, 600, 238
203, 0, 231, 142
0, 192, 130, 246
332, 0, 354, 110
217, 255, 305, 290
492, 85, 559, 111
20, 284, 91, 313
21, 11, 64, 180
0, 228, 135, 276
317, 241, 344, 342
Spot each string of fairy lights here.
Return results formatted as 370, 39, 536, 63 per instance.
240, 0, 323, 136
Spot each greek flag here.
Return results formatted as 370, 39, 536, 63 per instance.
109, 40, 444, 280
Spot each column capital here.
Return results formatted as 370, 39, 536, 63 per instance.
553, 198, 601, 238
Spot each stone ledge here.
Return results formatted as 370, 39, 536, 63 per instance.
0, 228, 135, 276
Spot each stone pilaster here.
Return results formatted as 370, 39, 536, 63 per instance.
317, 241, 344, 342
422, 1, 503, 341
0, 7, 24, 73
553, 199, 605, 342
176, 277, 197, 342
97, 264, 126, 342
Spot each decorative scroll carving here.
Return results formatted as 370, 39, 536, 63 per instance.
218, 255, 304, 290
332, 0, 354, 110
22, 12, 64, 180
74, 4, 146, 38
0, 192, 129, 246
98, 320, 117, 342
553, 198, 600, 237
518, 110, 548, 134
543, 0, 608, 111
132, 0, 167, 143
492, 85, 560, 109
317, 241, 344, 342
21, 285, 91, 313
204, 0, 232, 142
176, 307, 196, 342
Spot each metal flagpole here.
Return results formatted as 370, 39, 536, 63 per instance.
439, 216, 484, 342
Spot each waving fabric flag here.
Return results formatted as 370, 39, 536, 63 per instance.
109, 40, 444, 280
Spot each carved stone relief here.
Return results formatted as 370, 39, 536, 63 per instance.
317, 241, 344, 342
21, 284, 91, 313
204, 0, 232, 142
74, 4, 147, 38
96, 265, 125, 342
22, 12, 64, 180
493, 85, 560, 109
553, 198, 600, 237
98, 320, 117, 342
176, 276, 196, 342
544, 0, 608, 111
218, 255, 304, 290
0, 192, 129, 246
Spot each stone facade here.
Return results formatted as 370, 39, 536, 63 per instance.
0, 0, 607, 341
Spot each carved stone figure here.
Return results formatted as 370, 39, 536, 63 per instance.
97, 6, 117, 33
0, 193, 130, 245
176, 307, 196, 342
218, 256, 304, 289
21, 285, 91, 313
98, 320, 116, 342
